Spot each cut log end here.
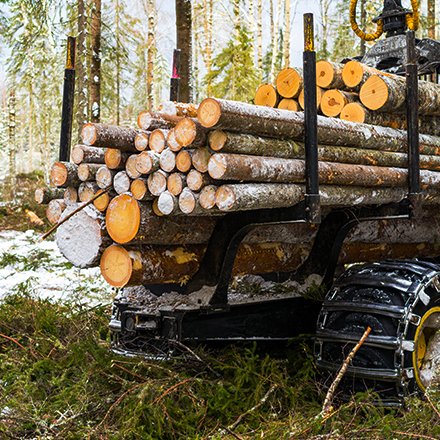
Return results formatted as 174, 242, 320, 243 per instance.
175, 150, 192, 173
187, 169, 205, 191
106, 194, 141, 244
77, 163, 92, 181
50, 162, 69, 187
208, 130, 227, 151
80, 123, 97, 145
93, 190, 111, 212
179, 188, 197, 214
199, 185, 217, 210
125, 154, 142, 179
104, 148, 124, 170
71, 145, 85, 164
340, 102, 366, 123
131, 178, 150, 201
276, 67, 302, 98
100, 245, 134, 287
278, 99, 299, 111
157, 191, 178, 215
167, 128, 182, 152
147, 170, 168, 196
167, 172, 186, 196
175, 118, 197, 147
208, 154, 227, 179
359, 75, 388, 111
192, 147, 211, 173
254, 84, 278, 107
316, 60, 339, 89
321, 90, 355, 118
159, 148, 176, 173
215, 185, 235, 211
96, 166, 114, 189
134, 132, 150, 151
64, 187, 78, 204
149, 129, 167, 153
46, 199, 66, 224
197, 98, 222, 128
342, 60, 365, 89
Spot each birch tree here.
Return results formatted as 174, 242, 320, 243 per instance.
90, 0, 102, 122
77, 0, 89, 136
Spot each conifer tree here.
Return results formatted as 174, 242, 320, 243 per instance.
205, 26, 259, 102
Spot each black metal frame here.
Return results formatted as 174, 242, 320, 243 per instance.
59, 36, 76, 162
169, 49, 181, 102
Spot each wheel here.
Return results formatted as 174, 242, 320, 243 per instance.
315, 260, 440, 406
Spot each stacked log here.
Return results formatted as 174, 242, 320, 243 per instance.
39, 87, 440, 290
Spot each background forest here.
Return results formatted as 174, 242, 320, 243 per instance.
0, 0, 438, 187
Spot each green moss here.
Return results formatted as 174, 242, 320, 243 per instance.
0, 292, 439, 438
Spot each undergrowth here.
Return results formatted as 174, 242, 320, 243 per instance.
0, 291, 439, 439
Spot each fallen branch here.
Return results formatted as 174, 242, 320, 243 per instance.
41, 187, 110, 240
228, 384, 278, 430
320, 326, 372, 418
152, 377, 193, 405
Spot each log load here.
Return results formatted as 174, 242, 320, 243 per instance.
320, 90, 357, 118
360, 74, 440, 115
254, 84, 278, 107
81, 123, 141, 151
276, 67, 303, 98
105, 194, 216, 244
207, 153, 440, 189
56, 204, 109, 268
316, 61, 344, 89
35, 187, 64, 205
104, 148, 130, 170
71, 145, 105, 165
197, 98, 440, 155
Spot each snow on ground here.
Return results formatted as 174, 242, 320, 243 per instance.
0, 229, 114, 305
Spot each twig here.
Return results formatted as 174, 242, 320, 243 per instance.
320, 326, 371, 418
152, 377, 193, 405
425, 390, 440, 419
228, 384, 278, 430
0, 332, 38, 359
221, 425, 244, 440
41, 187, 110, 240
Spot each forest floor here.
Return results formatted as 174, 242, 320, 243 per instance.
0, 175, 439, 438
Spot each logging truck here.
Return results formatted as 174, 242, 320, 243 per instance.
39, 0, 440, 406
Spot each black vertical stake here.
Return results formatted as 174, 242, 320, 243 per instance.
59, 36, 76, 162
405, 30, 421, 214
303, 13, 321, 224
170, 49, 181, 102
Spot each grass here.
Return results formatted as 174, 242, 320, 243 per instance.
0, 289, 439, 439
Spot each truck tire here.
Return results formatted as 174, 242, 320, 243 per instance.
315, 260, 440, 406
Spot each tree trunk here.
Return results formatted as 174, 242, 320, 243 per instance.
76, 0, 88, 139
105, 194, 216, 244
8, 90, 16, 199
208, 153, 440, 189
72, 145, 105, 164
428, 0, 436, 40
197, 98, 440, 155
283, 0, 290, 67
147, 0, 156, 109
90, 0, 101, 122
81, 123, 141, 150
56, 204, 109, 268
256, 0, 263, 81
115, 0, 121, 125
176, 0, 192, 102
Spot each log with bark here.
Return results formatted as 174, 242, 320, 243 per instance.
50, 162, 80, 188
298, 86, 323, 110
199, 185, 218, 210
187, 169, 213, 191
159, 148, 176, 173
137, 111, 182, 131
35, 187, 65, 205
316, 61, 344, 89
147, 170, 168, 196
360, 74, 440, 115
77, 163, 102, 182
158, 101, 199, 117
93, 189, 112, 212
341, 60, 393, 90
81, 123, 141, 150
197, 98, 440, 155
175, 150, 193, 172
157, 191, 179, 215
134, 132, 150, 152
208, 152, 440, 189
166, 128, 183, 152
71, 145, 105, 165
